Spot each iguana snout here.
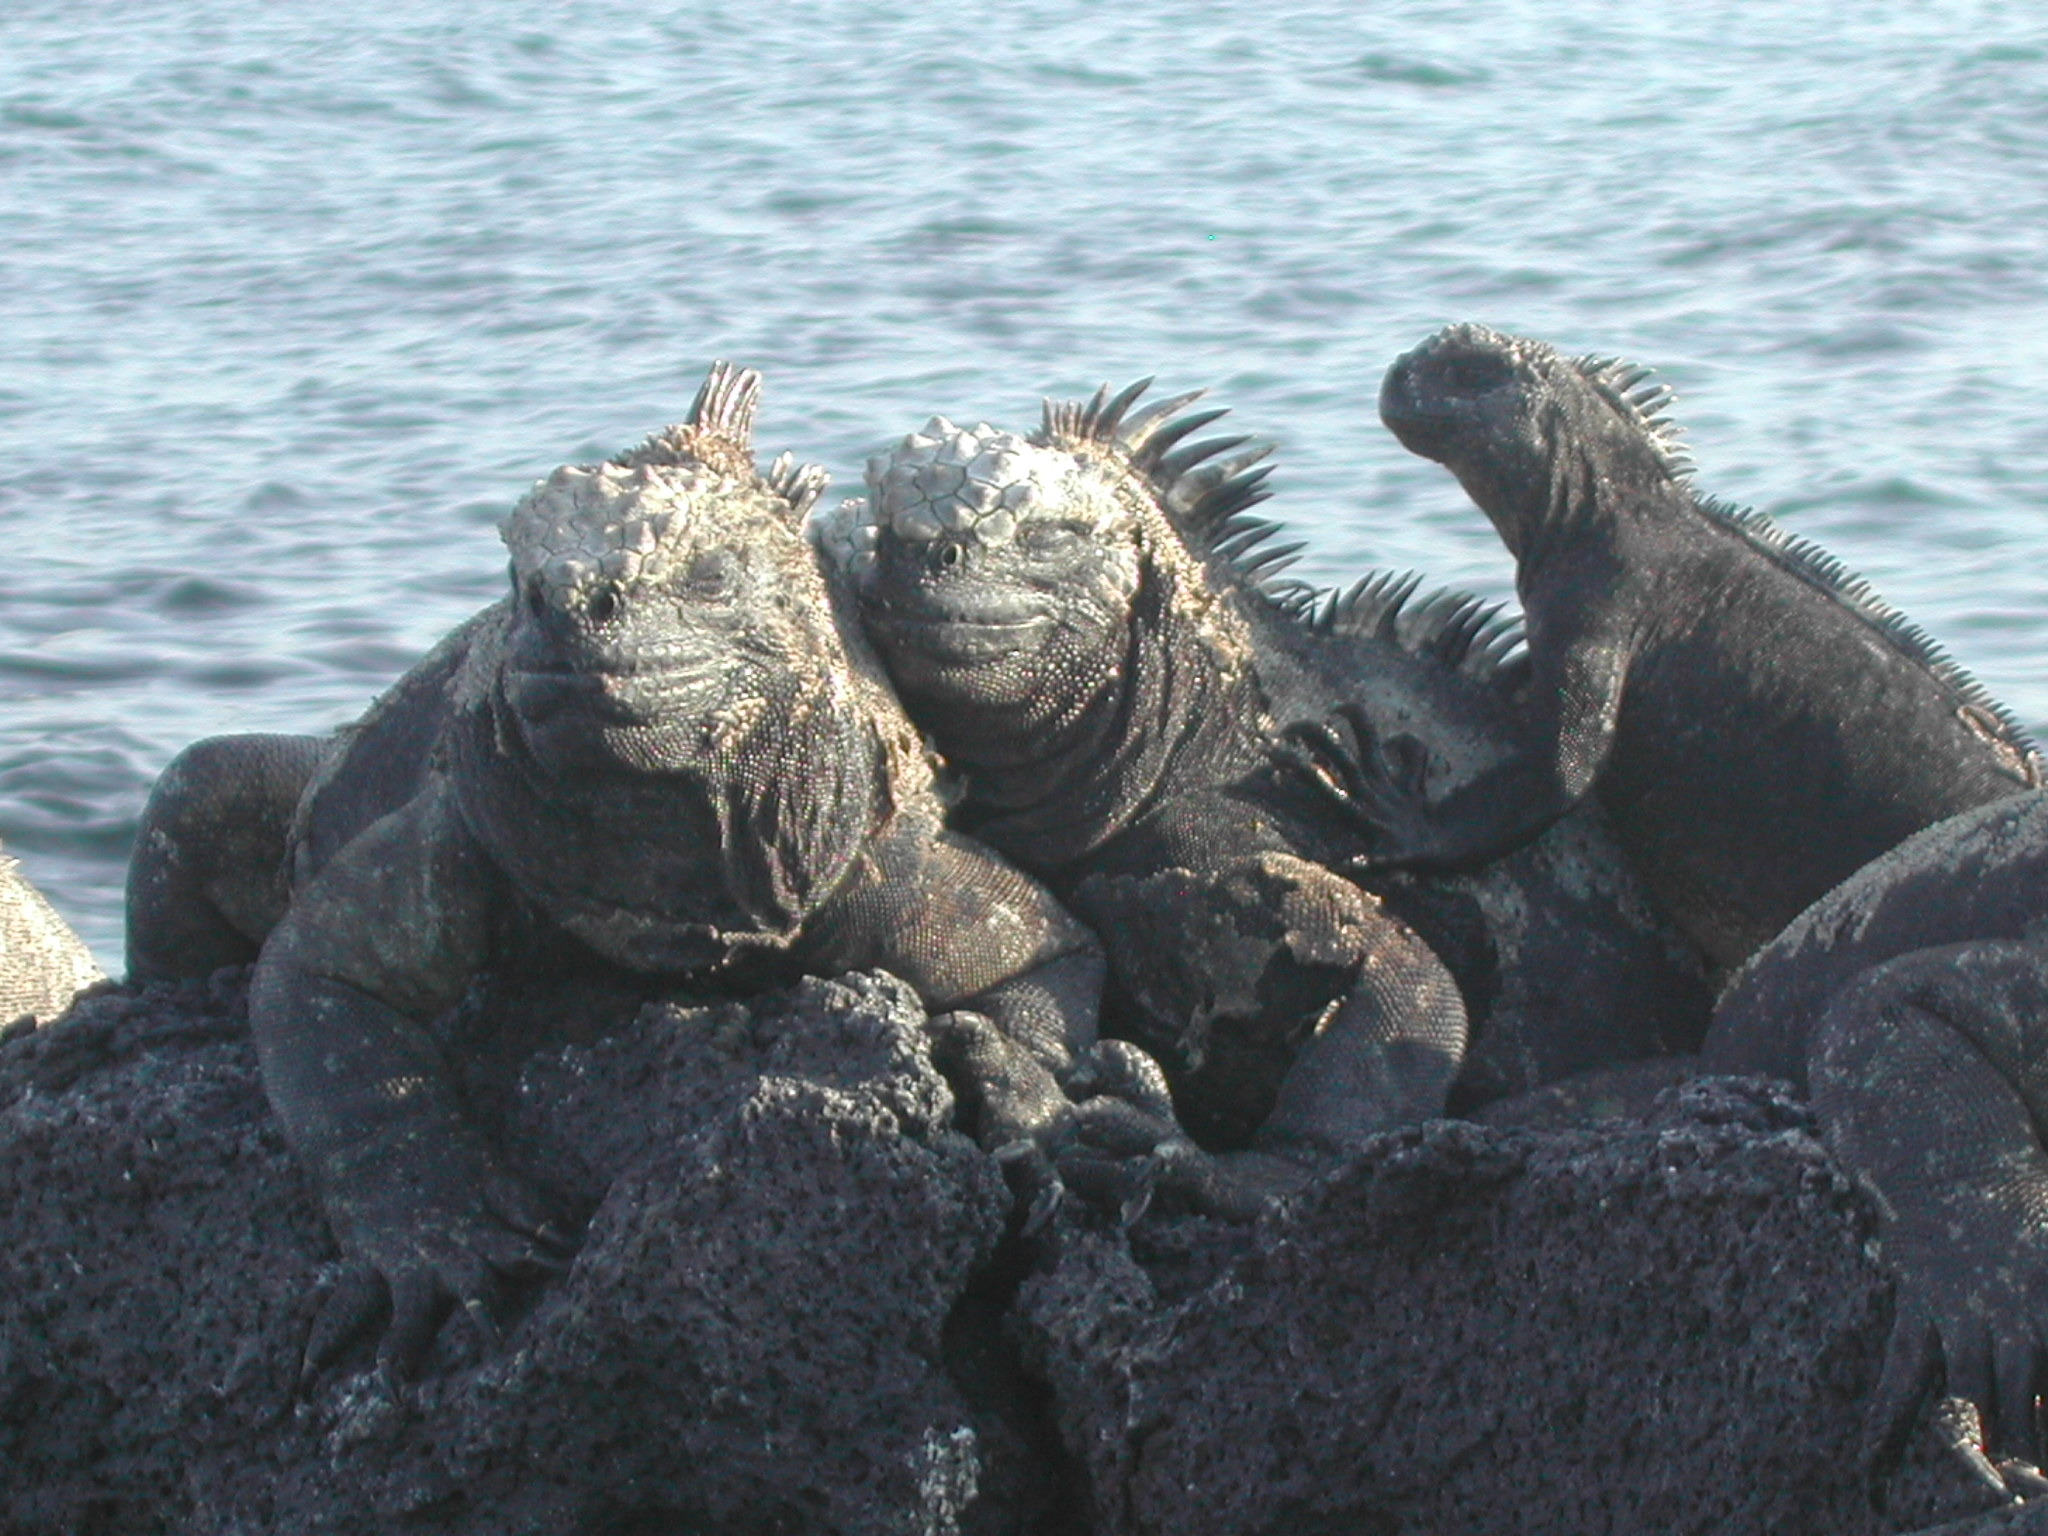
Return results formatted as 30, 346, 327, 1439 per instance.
1379, 323, 1525, 450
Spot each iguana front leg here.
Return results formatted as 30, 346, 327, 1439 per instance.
1070, 849, 1469, 1218
1285, 617, 1631, 875
1809, 939, 2048, 1494
817, 822, 1118, 1155
251, 779, 563, 1380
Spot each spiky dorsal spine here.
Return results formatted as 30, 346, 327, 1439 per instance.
1040, 377, 1535, 686
614, 360, 762, 481
1572, 354, 1694, 481
1684, 493, 2037, 768
1573, 349, 2033, 763
614, 361, 829, 521
763, 450, 831, 520
1036, 378, 1285, 593
1304, 568, 1527, 687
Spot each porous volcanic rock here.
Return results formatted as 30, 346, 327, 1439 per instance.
0, 970, 1044, 1536
0, 975, 2032, 1535
1014, 1080, 2019, 1536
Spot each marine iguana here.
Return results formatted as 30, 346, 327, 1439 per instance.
1299, 322, 2039, 971
819, 382, 1709, 1197
1706, 791, 2048, 1498
0, 842, 103, 1028
152, 364, 1127, 1377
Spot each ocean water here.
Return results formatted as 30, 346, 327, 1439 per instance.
5, 0, 2047, 970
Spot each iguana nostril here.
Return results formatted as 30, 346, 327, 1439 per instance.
936, 539, 965, 571
587, 586, 619, 625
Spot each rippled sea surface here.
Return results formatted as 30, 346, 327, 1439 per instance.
6, 0, 2047, 968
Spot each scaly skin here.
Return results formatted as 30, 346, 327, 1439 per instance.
141, 364, 1125, 1378
1712, 793, 2048, 1496
1335, 321, 2046, 1495
1329, 322, 2038, 972
0, 842, 102, 1028
125, 617, 485, 981
820, 381, 1708, 1207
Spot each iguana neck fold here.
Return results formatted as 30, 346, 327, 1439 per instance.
454, 620, 889, 969
944, 561, 1269, 867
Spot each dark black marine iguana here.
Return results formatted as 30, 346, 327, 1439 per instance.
130, 365, 1139, 1376
1296, 322, 2039, 973
1706, 791, 2048, 1498
1294, 321, 2048, 1493
818, 384, 1709, 1199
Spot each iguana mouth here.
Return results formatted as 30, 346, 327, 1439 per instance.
506, 663, 726, 729
1378, 353, 1457, 453
862, 594, 1055, 664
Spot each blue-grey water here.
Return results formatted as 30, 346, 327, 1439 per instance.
6, 1, 2048, 970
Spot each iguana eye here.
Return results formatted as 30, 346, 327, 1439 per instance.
1442, 355, 1515, 394
1017, 522, 1086, 556
685, 549, 739, 599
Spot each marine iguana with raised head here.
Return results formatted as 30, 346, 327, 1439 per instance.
139, 364, 1131, 1377
1299, 322, 2039, 972
1295, 321, 2048, 1492
820, 382, 1709, 1199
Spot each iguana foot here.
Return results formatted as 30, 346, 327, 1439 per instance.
1052, 1141, 1314, 1225
305, 1136, 572, 1384
928, 1013, 1222, 1226
1275, 704, 1437, 869
1862, 1199, 2048, 1498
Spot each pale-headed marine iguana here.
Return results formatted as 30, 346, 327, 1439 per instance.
0, 844, 103, 1030
126, 364, 1162, 1378
818, 379, 1710, 1210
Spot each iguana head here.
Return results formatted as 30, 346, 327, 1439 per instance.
825, 384, 1275, 725
825, 418, 1142, 714
1379, 323, 1689, 557
497, 362, 832, 777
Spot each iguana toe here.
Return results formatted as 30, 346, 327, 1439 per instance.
1276, 708, 1436, 867
379, 1269, 453, 1386
303, 1265, 388, 1385
1062, 1094, 1187, 1159
927, 1009, 1073, 1150
1068, 1142, 1313, 1225
1061, 1038, 1177, 1122
1050, 1147, 1158, 1227
1926, 1395, 2022, 1506
1862, 1243, 2048, 1504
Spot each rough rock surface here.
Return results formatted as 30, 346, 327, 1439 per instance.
1020, 1080, 2028, 1536
0, 970, 1045, 1536
0, 977, 2032, 1535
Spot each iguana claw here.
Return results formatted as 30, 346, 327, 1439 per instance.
1860, 1214, 2048, 1506
1275, 706, 1436, 868
298, 1123, 573, 1384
